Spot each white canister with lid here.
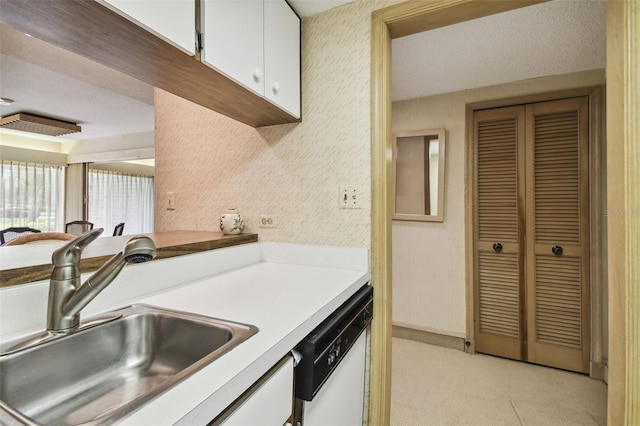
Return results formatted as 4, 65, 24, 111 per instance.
220, 208, 244, 235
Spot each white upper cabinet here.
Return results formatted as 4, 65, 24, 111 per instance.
201, 0, 301, 118
201, 0, 264, 95
99, 0, 196, 55
264, 0, 300, 118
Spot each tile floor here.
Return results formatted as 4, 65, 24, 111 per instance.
390, 337, 607, 425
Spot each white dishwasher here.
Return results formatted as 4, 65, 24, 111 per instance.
293, 285, 373, 425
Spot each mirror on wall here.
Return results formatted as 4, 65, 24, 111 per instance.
392, 128, 446, 222
1, 23, 156, 260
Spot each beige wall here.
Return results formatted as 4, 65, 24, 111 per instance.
391, 69, 605, 337
0, 132, 66, 154
154, 0, 398, 247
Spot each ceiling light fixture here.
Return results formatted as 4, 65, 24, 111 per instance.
0, 98, 15, 106
0, 113, 81, 136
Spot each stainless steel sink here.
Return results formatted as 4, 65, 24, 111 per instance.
0, 304, 258, 426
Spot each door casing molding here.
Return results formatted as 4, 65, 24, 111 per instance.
369, 1, 548, 424
370, 1, 636, 424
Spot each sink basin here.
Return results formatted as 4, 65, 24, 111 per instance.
0, 304, 258, 426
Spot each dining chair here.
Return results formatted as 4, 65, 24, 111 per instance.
0, 227, 41, 245
65, 220, 94, 236
113, 222, 125, 236
2, 232, 76, 246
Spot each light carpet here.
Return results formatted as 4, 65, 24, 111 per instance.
391, 337, 607, 426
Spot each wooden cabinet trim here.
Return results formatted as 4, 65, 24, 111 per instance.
0, 0, 300, 128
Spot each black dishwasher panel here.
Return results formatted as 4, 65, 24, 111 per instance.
294, 284, 373, 401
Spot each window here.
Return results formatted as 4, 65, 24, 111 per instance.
0, 160, 65, 231
88, 170, 154, 235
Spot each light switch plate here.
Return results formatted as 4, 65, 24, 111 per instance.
339, 185, 361, 209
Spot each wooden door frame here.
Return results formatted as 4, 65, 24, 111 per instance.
370, 1, 638, 425
465, 88, 605, 376
370, 1, 548, 423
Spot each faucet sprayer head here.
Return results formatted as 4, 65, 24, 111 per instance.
122, 236, 157, 264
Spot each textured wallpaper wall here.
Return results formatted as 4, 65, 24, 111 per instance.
155, 0, 396, 247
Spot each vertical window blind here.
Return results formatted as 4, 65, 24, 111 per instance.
88, 170, 154, 235
0, 160, 65, 231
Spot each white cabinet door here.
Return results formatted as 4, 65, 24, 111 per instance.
99, 0, 196, 55
264, 0, 300, 118
201, 0, 264, 96
220, 357, 294, 425
202, 0, 300, 119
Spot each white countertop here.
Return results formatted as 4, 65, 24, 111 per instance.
0, 242, 370, 424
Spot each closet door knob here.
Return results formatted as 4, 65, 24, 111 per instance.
493, 243, 503, 253
552, 245, 564, 256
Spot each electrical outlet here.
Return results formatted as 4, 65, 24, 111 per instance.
166, 192, 175, 210
259, 215, 277, 228
339, 185, 361, 209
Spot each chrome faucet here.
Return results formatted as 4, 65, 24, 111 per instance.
0, 229, 157, 354
47, 228, 157, 333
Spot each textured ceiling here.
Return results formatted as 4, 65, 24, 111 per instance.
288, 0, 357, 17
392, 0, 606, 101
0, 24, 154, 142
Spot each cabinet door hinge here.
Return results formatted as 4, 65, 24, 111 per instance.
196, 31, 203, 52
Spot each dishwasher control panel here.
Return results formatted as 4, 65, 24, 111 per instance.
294, 284, 373, 401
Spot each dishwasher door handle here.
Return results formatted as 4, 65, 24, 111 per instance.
290, 349, 302, 367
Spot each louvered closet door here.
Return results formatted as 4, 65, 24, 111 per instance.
474, 106, 526, 361
525, 97, 590, 373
